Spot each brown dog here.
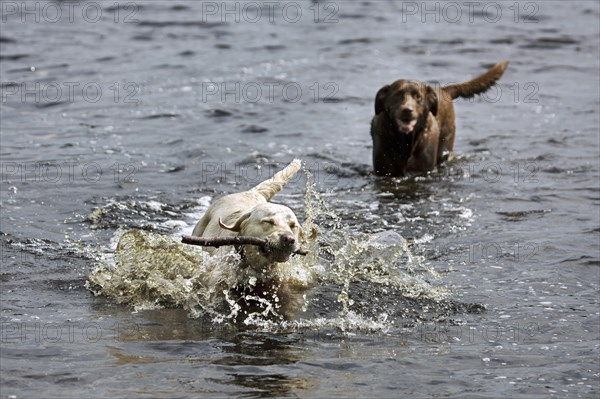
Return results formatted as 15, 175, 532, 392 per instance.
371, 61, 509, 176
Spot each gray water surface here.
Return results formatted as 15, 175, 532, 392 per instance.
1, 1, 599, 398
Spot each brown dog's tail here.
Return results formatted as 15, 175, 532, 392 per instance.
252, 159, 302, 201
442, 60, 509, 100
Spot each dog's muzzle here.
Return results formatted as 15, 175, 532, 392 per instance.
397, 107, 417, 133
267, 233, 298, 262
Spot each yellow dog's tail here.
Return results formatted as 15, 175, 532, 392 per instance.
252, 159, 302, 201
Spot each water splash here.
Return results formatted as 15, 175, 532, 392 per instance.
87, 168, 450, 331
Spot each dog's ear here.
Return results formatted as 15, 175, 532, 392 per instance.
296, 226, 317, 257
375, 85, 390, 114
426, 85, 438, 116
218, 213, 251, 233
299, 226, 317, 242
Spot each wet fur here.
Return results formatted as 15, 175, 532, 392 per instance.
371, 61, 509, 176
192, 159, 309, 320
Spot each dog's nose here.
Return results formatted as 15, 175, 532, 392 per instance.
400, 107, 413, 118
280, 233, 296, 245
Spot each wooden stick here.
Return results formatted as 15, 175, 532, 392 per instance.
181, 235, 308, 256
181, 235, 269, 249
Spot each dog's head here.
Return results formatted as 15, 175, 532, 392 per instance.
375, 80, 438, 135
219, 203, 301, 268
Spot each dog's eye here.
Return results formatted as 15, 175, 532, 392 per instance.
414, 92, 422, 101
289, 222, 298, 229
261, 219, 275, 225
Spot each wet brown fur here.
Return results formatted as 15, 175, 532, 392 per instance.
371, 61, 509, 176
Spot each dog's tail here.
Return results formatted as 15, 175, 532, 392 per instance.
252, 159, 302, 201
442, 60, 509, 100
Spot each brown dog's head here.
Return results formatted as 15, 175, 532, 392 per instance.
375, 80, 438, 135
219, 203, 301, 268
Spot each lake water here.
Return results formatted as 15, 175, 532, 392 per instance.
1, 1, 599, 398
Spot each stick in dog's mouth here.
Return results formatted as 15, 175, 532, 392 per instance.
181, 235, 308, 257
